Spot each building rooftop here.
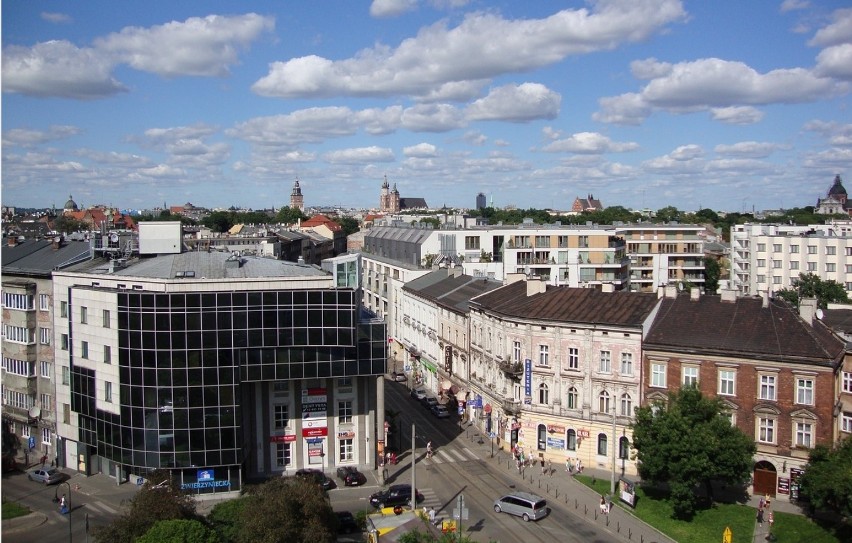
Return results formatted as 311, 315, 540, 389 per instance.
403, 268, 503, 313
2, 238, 91, 277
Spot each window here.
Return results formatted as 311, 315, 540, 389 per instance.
843, 412, 852, 434
598, 390, 611, 413
772, 276, 782, 285
790, 245, 799, 253
276, 443, 292, 468
60, 301, 68, 318
757, 274, 766, 283
81, 341, 89, 359
757, 243, 766, 252
826, 263, 836, 273
620, 393, 632, 417
40, 361, 50, 378
566, 429, 576, 451
807, 262, 817, 271
103, 309, 110, 328
62, 366, 70, 385
63, 403, 70, 424
538, 384, 549, 405
619, 436, 630, 459
843, 372, 852, 393
757, 259, 766, 268
2, 358, 34, 377
567, 348, 579, 370
41, 428, 51, 445
651, 363, 666, 388
39, 327, 50, 345
512, 341, 521, 364
758, 417, 775, 444
538, 345, 549, 367
597, 433, 608, 455
566, 387, 578, 409
796, 378, 814, 405
104, 381, 112, 403
40, 393, 51, 410
759, 375, 776, 401
826, 246, 836, 255
772, 244, 782, 252
772, 260, 782, 269
339, 439, 354, 462
104, 345, 111, 364
790, 261, 799, 270
465, 236, 480, 250
847, 265, 852, 274
2, 292, 33, 309
339, 400, 353, 424
80, 306, 87, 324
808, 245, 817, 254
795, 422, 813, 448
39, 294, 50, 311
60, 334, 68, 351
3, 325, 33, 344
274, 404, 289, 429
620, 353, 633, 376
719, 370, 736, 396
599, 350, 611, 373
682, 366, 698, 387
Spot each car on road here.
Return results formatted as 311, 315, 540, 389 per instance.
28, 467, 63, 485
335, 511, 360, 534
421, 396, 438, 409
390, 372, 408, 382
410, 388, 427, 400
294, 468, 334, 491
369, 484, 424, 509
493, 492, 549, 522
336, 466, 367, 486
430, 404, 450, 418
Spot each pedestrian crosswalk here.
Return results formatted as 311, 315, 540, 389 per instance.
418, 487, 441, 509
423, 446, 479, 465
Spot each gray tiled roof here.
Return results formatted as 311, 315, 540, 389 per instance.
470, 281, 659, 326
403, 269, 502, 313
645, 295, 844, 365
2, 239, 91, 276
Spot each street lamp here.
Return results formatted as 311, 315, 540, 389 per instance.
611, 405, 617, 496
60, 480, 72, 542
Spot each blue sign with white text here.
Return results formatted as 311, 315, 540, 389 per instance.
524, 359, 532, 397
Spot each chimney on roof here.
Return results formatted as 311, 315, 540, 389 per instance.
664, 284, 678, 299
505, 273, 526, 285
690, 287, 700, 301
51, 235, 64, 250
601, 283, 614, 293
720, 288, 738, 303
452, 266, 463, 278
7, 236, 17, 247
526, 277, 546, 297
799, 297, 817, 325
761, 289, 769, 308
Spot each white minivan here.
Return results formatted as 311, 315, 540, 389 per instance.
493, 492, 549, 521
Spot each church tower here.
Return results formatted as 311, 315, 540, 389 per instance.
379, 175, 391, 212
390, 183, 400, 213
290, 178, 304, 212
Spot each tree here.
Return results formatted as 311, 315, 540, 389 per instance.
703, 256, 721, 294
334, 216, 360, 236
201, 211, 236, 233
631, 386, 756, 520
276, 206, 308, 225
92, 470, 200, 543
775, 272, 850, 309
207, 499, 247, 543
53, 215, 89, 233
798, 436, 852, 517
655, 206, 682, 223
235, 477, 337, 543
136, 519, 221, 543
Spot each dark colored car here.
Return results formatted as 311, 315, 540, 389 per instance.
294, 468, 334, 491
369, 484, 424, 509
335, 511, 360, 534
336, 466, 367, 486
431, 404, 450, 418
421, 396, 438, 409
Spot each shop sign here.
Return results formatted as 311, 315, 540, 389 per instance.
777, 477, 790, 494
303, 418, 328, 429
547, 424, 565, 434
546, 437, 565, 449
302, 410, 326, 420
269, 434, 296, 443
577, 429, 590, 438
302, 403, 327, 412
338, 431, 356, 439
308, 448, 324, 457
302, 427, 328, 437
524, 359, 532, 396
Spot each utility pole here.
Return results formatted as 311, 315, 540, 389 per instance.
411, 422, 416, 509
611, 405, 617, 496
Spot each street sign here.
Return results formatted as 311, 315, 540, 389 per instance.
722, 526, 732, 543
458, 407, 464, 415
28, 436, 35, 449
452, 508, 469, 520
488, 432, 497, 439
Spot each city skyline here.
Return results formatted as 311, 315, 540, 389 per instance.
2, 1, 851, 212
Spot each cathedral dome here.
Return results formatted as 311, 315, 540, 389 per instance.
64, 195, 79, 211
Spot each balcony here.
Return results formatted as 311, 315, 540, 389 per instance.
501, 398, 522, 415
498, 360, 523, 380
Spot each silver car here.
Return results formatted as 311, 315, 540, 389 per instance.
494, 492, 549, 521
28, 467, 63, 485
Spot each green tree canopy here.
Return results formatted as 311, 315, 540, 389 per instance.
798, 436, 852, 517
334, 216, 360, 236
775, 272, 850, 309
276, 206, 308, 225
136, 519, 221, 543
53, 215, 90, 233
703, 256, 721, 294
631, 386, 756, 520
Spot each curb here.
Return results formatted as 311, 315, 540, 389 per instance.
1, 512, 49, 535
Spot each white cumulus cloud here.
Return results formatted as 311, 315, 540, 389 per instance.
324, 146, 395, 164
466, 83, 560, 122
542, 132, 639, 154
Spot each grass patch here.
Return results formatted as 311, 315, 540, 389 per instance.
2, 499, 31, 520
576, 475, 752, 543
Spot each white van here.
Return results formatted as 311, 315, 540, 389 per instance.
493, 492, 549, 521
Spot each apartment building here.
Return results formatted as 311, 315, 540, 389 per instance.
643, 290, 844, 501
616, 224, 705, 293
1, 235, 91, 467
467, 277, 661, 476
51, 239, 386, 493
821, 306, 852, 443
730, 222, 852, 297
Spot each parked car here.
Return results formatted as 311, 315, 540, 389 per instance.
294, 468, 334, 491
369, 484, 424, 508
421, 396, 438, 409
28, 467, 63, 485
431, 404, 450, 418
493, 492, 549, 522
390, 372, 408, 382
410, 388, 427, 400
336, 466, 367, 486
335, 511, 360, 534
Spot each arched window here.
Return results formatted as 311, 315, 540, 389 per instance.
567, 386, 578, 410
537, 424, 547, 451
598, 390, 611, 413
619, 436, 630, 459
597, 433, 608, 456
620, 393, 632, 417
566, 429, 576, 451
538, 383, 549, 405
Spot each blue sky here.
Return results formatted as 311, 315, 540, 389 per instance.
2, 1, 851, 213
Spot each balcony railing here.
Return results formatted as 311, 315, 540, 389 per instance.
498, 360, 523, 380
501, 398, 522, 415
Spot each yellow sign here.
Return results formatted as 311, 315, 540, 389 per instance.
441, 519, 457, 533
722, 526, 732, 543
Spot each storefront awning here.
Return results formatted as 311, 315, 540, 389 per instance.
421, 359, 437, 373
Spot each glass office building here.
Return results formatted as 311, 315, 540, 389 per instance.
54, 252, 385, 493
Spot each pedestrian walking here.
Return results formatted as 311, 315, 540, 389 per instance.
547, 459, 553, 477
768, 510, 774, 529
757, 508, 764, 526
516, 457, 522, 473
566, 457, 572, 473
540, 457, 546, 476
428, 507, 437, 526
576, 458, 583, 473
599, 495, 608, 515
